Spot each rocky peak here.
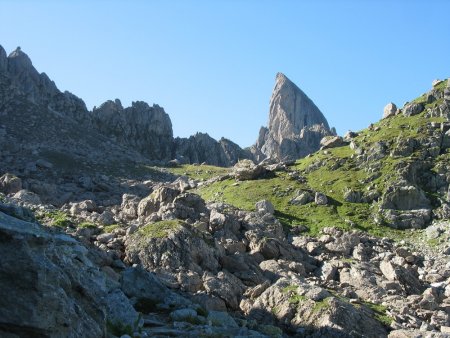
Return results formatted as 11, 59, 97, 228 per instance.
0, 45, 7, 72
251, 73, 334, 162
269, 72, 330, 137
0, 45, 87, 120
8, 46, 32, 67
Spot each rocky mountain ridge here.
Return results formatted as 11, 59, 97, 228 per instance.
2, 43, 450, 337
0, 45, 252, 168
1, 46, 333, 169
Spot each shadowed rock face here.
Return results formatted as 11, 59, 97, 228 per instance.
92, 99, 174, 160
0, 45, 249, 166
252, 73, 334, 161
173, 133, 252, 167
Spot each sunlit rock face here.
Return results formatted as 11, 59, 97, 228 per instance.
251, 72, 334, 162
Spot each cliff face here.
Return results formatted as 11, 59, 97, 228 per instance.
92, 99, 174, 161
251, 73, 334, 162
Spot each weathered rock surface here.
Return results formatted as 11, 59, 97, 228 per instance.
0, 211, 139, 338
0, 45, 249, 168
383, 102, 398, 119
251, 72, 334, 162
92, 99, 173, 160
174, 133, 252, 167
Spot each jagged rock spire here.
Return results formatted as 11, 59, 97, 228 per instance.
251, 73, 333, 161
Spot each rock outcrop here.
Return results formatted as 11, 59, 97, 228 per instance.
1, 46, 88, 122
0, 211, 140, 337
173, 133, 251, 167
251, 73, 334, 161
92, 99, 173, 160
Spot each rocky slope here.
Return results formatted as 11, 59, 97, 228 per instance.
251, 73, 335, 162
2, 43, 450, 337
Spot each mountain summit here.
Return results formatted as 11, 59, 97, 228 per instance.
251, 73, 334, 161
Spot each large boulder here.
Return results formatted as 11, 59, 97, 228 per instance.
0, 211, 139, 337
124, 220, 220, 275
245, 277, 387, 337
320, 135, 347, 149
232, 159, 267, 181
255, 200, 275, 215
203, 271, 246, 310
0, 173, 22, 194
403, 102, 424, 117
383, 102, 398, 119
381, 183, 430, 211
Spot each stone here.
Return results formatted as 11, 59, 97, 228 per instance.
0, 173, 22, 194
320, 135, 346, 149
382, 208, 432, 229
97, 233, 115, 244
169, 308, 198, 322
209, 209, 227, 230
120, 266, 170, 304
233, 159, 266, 181
403, 102, 424, 117
125, 222, 219, 274
320, 262, 338, 281
432, 79, 444, 87
70, 200, 97, 215
426, 225, 443, 239
251, 72, 334, 162
343, 188, 362, 203
314, 192, 328, 205
289, 190, 313, 205
207, 311, 238, 328
137, 194, 159, 218
381, 183, 430, 210
120, 194, 140, 220
202, 271, 246, 310
255, 200, 275, 214
383, 102, 398, 119
247, 277, 387, 337
380, 260, 398, 281
324, 232, 360, 255
105, 289, 140, 332
380, 259, 423, 294
0, 211, 135, 337
12, 189, 41, 205
343, 130, 358, 141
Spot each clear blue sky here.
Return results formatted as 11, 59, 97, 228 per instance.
1, 0, 449, 147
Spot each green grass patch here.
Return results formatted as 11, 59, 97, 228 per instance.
281, 285, 307, 304
106, 320, 133, 337
39, 210, 72, 228
363, 301, 393, 327
78, 222, 97, 229
167, 164, 230, 181
135, 219, 184, 239
102, 223, 120, 233
312, 297, 331, 313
